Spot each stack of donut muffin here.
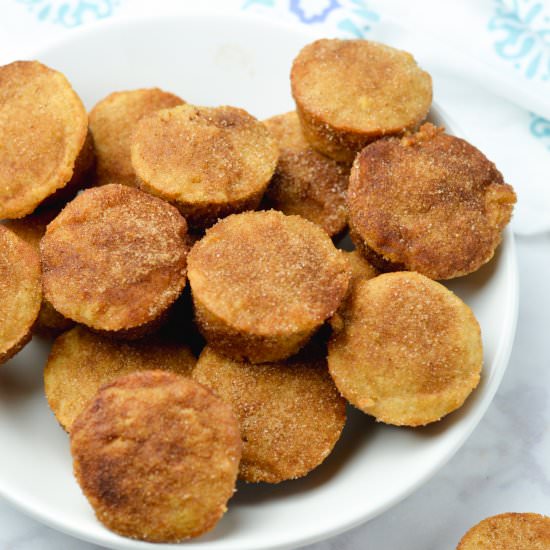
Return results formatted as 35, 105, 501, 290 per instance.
0, 38, 516, 543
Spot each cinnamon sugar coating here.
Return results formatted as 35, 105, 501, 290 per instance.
457, 513, 550, 549
263, 111, 349, 236
291, 39, 432, 162
187, 210, 350, 363
70, 371, 241, 542
193, 346, 346, 483
0, 61, 91, 218
0, 226, 42, 364
40, 184, 188, 336
89, 88, 184, 187
45, 326, 196, 431
131, 104, 279, 229
348, 123, 516, 280
4, 208, 74, 335
328, 272, 482, 426
344, 250, 378, 286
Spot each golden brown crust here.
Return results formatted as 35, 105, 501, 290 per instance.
38, 128, 96, 211
348, 123, 517, 280
193, 346, 346, 483
328, 272, 482, 426
89, 88, 184, 187
35, 299, 74, 335
457, 513, 550, 549
262, 112, 349, 236
187, 210, 350, 363
349, 228, 405, 273
0, 61, 89, 218
70, 370, 241, 542
344, 250, 378, 286
0, 226, 42, 364
41, 184, 188, 334
4, 209, 74, 335
3, 209, 55, 247
45, 326, 197, 431
131, 104, 279, 229
291, 39, 432, 162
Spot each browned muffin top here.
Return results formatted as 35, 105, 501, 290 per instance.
45, 326, 196, 431
291, 39, 432, 135
187, 210, 350, 336
89, 88, 184, 186
70, 370, 241, 542
41, 184, 188, 333
193, 346, 346, 483
457, 513, 550, 550
348, 123, 516, 279
0, 61, 88, 218
329, 272, 482, 426
131, 104, 278, 227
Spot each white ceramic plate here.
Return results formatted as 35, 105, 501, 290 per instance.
0, 14, 518, 550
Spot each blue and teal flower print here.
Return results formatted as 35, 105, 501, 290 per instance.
243, 0, 379, 37
530, 113, 550, 149
16, 0, 119, 28
488, 0, 550, 81
289, 0, 340, 24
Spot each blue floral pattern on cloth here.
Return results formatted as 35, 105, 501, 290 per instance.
488, 0, 550, 81
16, 0, 119, 27
289, 0, 339, 24
530, 113, 550, 149
243, 0, 379, 37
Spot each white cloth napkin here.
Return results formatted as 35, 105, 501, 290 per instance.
1, 0, 549, 234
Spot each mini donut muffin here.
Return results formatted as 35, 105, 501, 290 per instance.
457, 513, 550, 549
187, 210, 350, 363
70, 370, 241, 542
89, 88, 184, 187
0, 61, 92, 218
193, 346, 346, 483
262, 111, 349, 236
4, 209, 74, 334
131, 104, 279, 229
328, 272, 482, 426
45, 326, 197, 431
41, 184, 188, 337
0, 226, 42, 364
290, 39, 432, 162
348, 123, 516, 280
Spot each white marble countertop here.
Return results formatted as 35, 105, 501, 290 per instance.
1, 236, 549, 550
